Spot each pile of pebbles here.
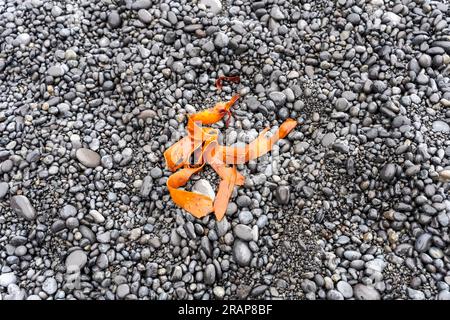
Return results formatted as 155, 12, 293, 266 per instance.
1, 0, 450, 300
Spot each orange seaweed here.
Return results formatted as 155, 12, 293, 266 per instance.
164, 77, 297, 220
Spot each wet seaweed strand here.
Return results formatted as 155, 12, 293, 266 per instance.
164, 76, 297, 221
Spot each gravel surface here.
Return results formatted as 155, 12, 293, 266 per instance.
1, 0, 450, 300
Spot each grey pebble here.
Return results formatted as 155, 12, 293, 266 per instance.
234, 224, 253, 241
15, 33, 31, 46
214, 32, 229, 48
353, 284, 381, 300
0, 182, 9, 199
275, 186, 290, 204
76, 148, 101, 168
199, 0, 222, 14
327, 289, 344, 300
432, 121, 449, 133
47, 64, 66, 77
0, 272, 17, 287
137, 9, 152, 24
65, 250, 88, 270
380, 163, 396, 182
322, 133, 336, 147
10, 195, 36, 221
269, 91, 286, 107
60, 205, 77, 219
117, 284, 130, 298
204, 264, 216, 285
192, 179, 215, 200
238, 211, 253, 224
107, 11, 121, 29
415, 233, 433, 253
233, 240, 252, 266
335, 98, 349, 111
270, 6, 285, 20
0, 0, 449, 302
42, 277, 58, 295
337, 281, 353, 299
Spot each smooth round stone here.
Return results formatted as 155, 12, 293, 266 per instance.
0, 272, 17, 287
337, 281, 353, 298
204, 264, 216, 285
137, 9, 152, 23
416, 73, 429, 84
1, 159, 13, 172
48, 166, 59, 175
275, 186, 290, 204
65, 250, 88, 271
335, 97, 349, 111
236, 195, 252, 207
301, 279, 317, 293
117, 284, 130, 298
380, 163, 396, 182
107, 10, 121, 28
418, 54, 432, 68
233, 240, 252, 266
51, 5, 62, 16
15, 33, 31, 46
51, 220, 66, 233
64, 49, 77, 60
268, 91, 287, 107
238, 211, 253, 224
437, 291, 450, 300
327, 289, 344, 300
10, 195, 36, 221
101, 155, 113, 169
429, 247, 444, 259
353, 284, 381, 300
79, 226, 95, 244
382, 12, 401, 25
343, 250, 361, 260
234, 224, 253, 241
131, 0, 152, 9
407, 288, 425, 300
0, 182, 9, 199
321, 133, 337, 147
76, 148, 101, 168
432, 121, 449, 133
337, 235, 350, 244
439, 170, 450, 182
89, 210, 105, 223
202, 41, 215, 52
214, 32, 229, 48
60, 204, 77, 219
213, 286, 225, 299
14, 245, 27, 256
192, 179, 215, 200
10, 236, 27, 246
415, 233, 432, 253
189, 57, 202, 67
103, 81, 115, 91
96, 253, 109, 270
138, 110, 156, 120
294, 142, 310, 154
270, 6, 285, 20
66, 217, 79, 229
199, 0, 222, 14
150, 167, 163, 179
341, 91, 357, 101
42, 277, 58, 295
347, 13, 361, 25
47, 64, 66, 77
